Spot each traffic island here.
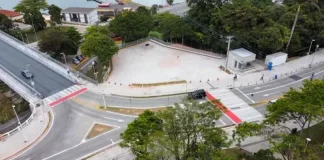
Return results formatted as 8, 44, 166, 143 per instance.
85, 123, 114, 140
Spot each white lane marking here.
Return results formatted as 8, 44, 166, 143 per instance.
105, 110, 138, 118
235, 88, 255, 103
43, 123, 121, 160
80, 122, 95, 143
263, 91, 281, 97
10, 108, 55, 160
104, 117, 124, 122
254, 84, 276, 90
76, 140, 123, 160
219, 119, 226, 125
246, 69, 324, 95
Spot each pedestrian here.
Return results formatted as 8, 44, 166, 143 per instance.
234, 74, 237, 81
260, 74, 264, 81
311, 72, 315, 81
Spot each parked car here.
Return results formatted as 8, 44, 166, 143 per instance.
80, 55, 86, 59
188, 89, 206, 100
268, 99, 278, 105
21, 70, 34, 79
72, 58, 80, 65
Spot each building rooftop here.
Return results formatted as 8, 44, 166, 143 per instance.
230, 48, 255, 58
97, 2, 142, 12
0, 9, 21, 18
62, 7, 96, 14
266, 52, 288, 58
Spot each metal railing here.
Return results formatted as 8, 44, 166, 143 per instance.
1, 103, 37, 139
0, 64, 42, 101
0, 30, 98, 85
119, 37, 150, 49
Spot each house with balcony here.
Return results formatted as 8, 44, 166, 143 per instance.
61, 7, 98, 25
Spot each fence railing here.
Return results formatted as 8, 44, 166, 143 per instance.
0, 30, 98, 85
119, 37, 150, 49
0, 64, 42, 101
1, 103, 37, 139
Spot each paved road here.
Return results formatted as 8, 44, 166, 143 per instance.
16, 62, 324, 159
16, 99, 134, 160
0, 39, 73, 97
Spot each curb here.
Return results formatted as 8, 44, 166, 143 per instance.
78, 141, 122, 160
110, 92, 188, 99
4, 111, 53, 160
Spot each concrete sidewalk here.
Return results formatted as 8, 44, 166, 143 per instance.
86, 49, 324, 97
89, 146, 134, 160
0, 106, 50, 160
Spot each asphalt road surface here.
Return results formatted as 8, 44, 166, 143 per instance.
0, 39, 73, 97
16, 62, 324, 159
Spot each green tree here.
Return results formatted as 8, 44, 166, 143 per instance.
247, 149, 279, 160
81, 32, 119, 64
109, 10, 152, 42
84, 25, 110, 38
38, 28, 78, 58
0, 13, 14, 32
64, 27, 82, 45
266, 79, 324, 136
167, 0, 174, 5
148, 31, 163, 40
120, 110, 163, 160
100, 15, 109, 22
14, 0, 48, 30
48, 4, 62, 24
150, 4, 159, 15
147, 99, 230, 159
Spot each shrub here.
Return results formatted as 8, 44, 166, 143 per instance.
100, 15, 109, 22
149, 31, 163, 40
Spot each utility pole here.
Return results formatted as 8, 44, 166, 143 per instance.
225, 36, 234, 71
286, 5, 300, 51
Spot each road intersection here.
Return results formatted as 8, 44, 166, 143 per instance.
12, 60, 324, 159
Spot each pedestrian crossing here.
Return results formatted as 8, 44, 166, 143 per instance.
207, 89, 264, 124
44, 85, 88, 107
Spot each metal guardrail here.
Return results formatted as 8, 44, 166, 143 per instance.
0, 30, 98, 85
0, 64, 42, 101
1, 103, 36, 139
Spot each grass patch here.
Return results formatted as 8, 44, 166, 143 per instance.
130, 80, 186, 87
86, 123, 114, 140
99, 106, 168, 115
222, 148, 248, 160
86, 61, 109, 83
299, 121, 324, 157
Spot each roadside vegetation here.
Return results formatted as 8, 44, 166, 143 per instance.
108, 0, 324, 58
0, 83, 30, 124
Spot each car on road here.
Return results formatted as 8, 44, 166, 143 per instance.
21, 70, 34, 79
188, 89, 206, 100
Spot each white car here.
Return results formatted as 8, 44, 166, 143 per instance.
268, 99, 278, 105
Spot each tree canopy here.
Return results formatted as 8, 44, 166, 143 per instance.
81, 32, 119, 64
0, 14, 14, 32
14, 0, 48, 31
109, 8, 153, 42
38, 28, 78, 58
121, 98, 230, 160
48, 4, 62, 25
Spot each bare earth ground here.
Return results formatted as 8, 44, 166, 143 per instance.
108, 41, 231, 84
86, 123, 114, 140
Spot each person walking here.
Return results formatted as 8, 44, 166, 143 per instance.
260, 74, 264, 81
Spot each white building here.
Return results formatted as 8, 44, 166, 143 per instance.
265, 52, 288, 66
62, 7, 98, 25
227, 48, 256, 71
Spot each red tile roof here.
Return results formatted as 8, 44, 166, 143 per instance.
0, 10, 21, 18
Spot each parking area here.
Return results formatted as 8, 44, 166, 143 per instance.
109, 41, 230, 84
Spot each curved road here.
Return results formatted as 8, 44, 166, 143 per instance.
15, 62, 324, 160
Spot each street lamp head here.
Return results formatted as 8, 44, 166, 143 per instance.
306, 138, 311, 142
12, 105, 15, 108
312, 39, 315, 41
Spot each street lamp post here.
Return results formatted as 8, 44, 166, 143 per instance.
61, 53, 67, 66
305, 39, 315, 68
28, 13, 38, 41
25, 33, 30, 44
304, 138, 311, 153
310, 44, 320, 67
102, 93, 107, 109
12, 105, 28, 143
